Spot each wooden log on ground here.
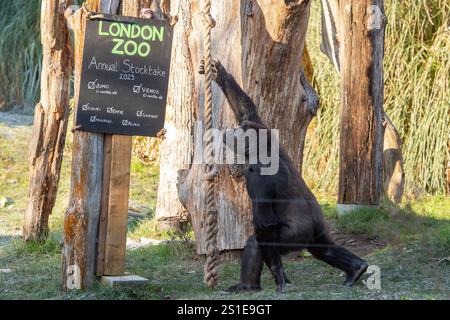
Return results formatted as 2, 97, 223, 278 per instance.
383, 114, 404, 203
23, 0, 72, 242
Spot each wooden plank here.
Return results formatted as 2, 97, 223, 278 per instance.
96, 134, 112, 276
103, 135, 133, 276
101, 275, 148, 288
99, 0, 153, 276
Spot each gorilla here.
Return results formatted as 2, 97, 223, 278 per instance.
199, 60, 368, 293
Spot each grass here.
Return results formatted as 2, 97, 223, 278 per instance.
0, 0, 41, 112
1, 113, 449, 299
1, 112, 449, 300
0, 0, 449, 301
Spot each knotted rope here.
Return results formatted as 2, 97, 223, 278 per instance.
202, 0, 219, 289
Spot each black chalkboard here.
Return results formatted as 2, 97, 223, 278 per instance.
76, 14, 174, 137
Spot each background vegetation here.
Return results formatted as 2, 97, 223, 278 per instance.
0, 0, 41, 112
0, 0, 448, 195
304, 0, 450, 196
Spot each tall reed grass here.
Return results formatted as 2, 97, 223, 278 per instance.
304, 0, 450, 196
0, 0, 41, 112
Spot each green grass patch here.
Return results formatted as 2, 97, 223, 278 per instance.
337, 208, 389, 235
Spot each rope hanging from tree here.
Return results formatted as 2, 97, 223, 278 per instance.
202, 0, 219, 289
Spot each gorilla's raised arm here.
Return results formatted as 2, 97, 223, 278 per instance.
200, 60, 262, 125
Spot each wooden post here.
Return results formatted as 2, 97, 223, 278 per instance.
63, 0, 163, 289
23, 0, 72, 242
96, 0, 156, 277
61, 0, 114, 291
102, 137, 132, 275
337, 0, 386, 215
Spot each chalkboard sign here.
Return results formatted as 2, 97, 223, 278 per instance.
76, 14, 174, 137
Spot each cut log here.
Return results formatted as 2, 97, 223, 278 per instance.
173, 0, 318, 254
23, 0, 72, 242
337, 0, 386, 212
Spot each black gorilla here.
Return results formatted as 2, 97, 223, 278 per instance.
200, 60, 368, 293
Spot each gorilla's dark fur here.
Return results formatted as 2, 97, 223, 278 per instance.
200, 60, 368, 293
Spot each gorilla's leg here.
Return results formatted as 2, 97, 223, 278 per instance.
261, 248, 289, 292
227, 235, 263, 293
308, 242, 368, 286
258, 226, 289, 292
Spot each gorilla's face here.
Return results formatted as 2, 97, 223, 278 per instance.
223, 127, 252, 178
222, 122, 274, 178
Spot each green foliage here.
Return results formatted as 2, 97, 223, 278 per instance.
432, 223, 450, 252
337, 208, 389, 235
9, 234, 61, 257
0, 0, 41, 112
304, 0, 450, 195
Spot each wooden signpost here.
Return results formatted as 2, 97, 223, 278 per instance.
62, 0, 174, 290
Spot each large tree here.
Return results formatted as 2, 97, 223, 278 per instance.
154, 0, 319, 253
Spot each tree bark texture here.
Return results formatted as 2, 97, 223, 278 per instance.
338, 0, 385, 206
23, 0, 72, 242
173, 0, 318, 254
320, 0, 403, 203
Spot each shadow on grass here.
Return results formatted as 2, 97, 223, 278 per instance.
335, 199, 450, 256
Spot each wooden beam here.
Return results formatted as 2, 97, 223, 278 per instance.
103, 136, 133, 275
96, 134, 112, 276
62, 0, 119, 291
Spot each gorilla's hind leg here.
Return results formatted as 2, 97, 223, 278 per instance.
308, 243, 368, 287
261, 248, 289, 292
226, 235, 263, 293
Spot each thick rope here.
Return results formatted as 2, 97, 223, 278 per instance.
202, 0, 219, 289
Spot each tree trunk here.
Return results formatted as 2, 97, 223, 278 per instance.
337, 0, 385, 213
155, 0, 194, 229
320, 0, 403, 204
62, 0, 109, 291
23, 0, 72, 242
173, 0, 318, 254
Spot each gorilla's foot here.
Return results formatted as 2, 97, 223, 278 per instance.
226, 283, 262, 294
344, 261, 369, 287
